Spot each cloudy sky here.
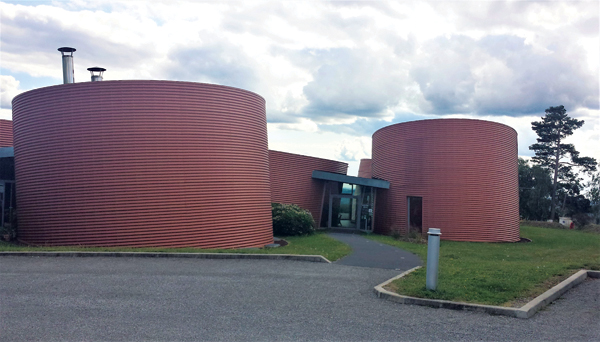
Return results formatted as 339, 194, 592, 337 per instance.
1, 0, 598, 175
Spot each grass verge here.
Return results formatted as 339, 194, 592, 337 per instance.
0, 232, 352, 262
365, 225, 600, 306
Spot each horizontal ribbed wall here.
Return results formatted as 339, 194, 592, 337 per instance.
372, 119, 519, 242
269, 150, 348, 225
357, 159, 372, 178
0, 119, 13, 147
12, 80, 273, 248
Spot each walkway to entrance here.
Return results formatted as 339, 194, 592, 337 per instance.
328, 233, 422, 270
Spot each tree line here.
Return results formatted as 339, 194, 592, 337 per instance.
519, 105, 598, 226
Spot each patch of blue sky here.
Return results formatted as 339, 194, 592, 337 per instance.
3, 0, 115, 14
317, 112, 438, 137
1, 68, 60, 91
3, 0, 55, 6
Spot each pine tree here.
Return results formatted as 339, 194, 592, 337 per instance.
529, 105, 597, 221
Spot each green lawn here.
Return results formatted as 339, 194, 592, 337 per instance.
0, 232, 352, 262
366, 225, 600, 306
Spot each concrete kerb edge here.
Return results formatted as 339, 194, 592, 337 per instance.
0, 251, 331, 263
374, 267, 598, 319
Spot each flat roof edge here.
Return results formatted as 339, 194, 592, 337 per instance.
311, 170, 390, 189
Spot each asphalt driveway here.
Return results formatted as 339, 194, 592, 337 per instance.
328, 233, 422, 270
0, 257, 598, 341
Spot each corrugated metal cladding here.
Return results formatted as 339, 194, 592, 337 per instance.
269, 150, 348, 226
0, 119, 13, 147
372, 119, 519, 242
12, 80, 273, 248
357, 159, 372, 178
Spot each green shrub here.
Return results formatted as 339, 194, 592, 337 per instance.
271, 203, 315, 236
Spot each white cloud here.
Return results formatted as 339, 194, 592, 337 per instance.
335, 137, 371, 162
0, 75, 22, 110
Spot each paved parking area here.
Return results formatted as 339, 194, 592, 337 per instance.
0, 257, 598, 341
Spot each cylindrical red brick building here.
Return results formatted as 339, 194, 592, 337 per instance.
357, 159, 372, 178
269, 150, 348, 225
12, 80, 273, 248
0, 119, 13, 147
372, 119, 519, 242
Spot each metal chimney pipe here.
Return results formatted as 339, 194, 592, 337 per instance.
87, 67, 106, 82
58, 47, 76, 84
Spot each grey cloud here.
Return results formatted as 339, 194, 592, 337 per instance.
411, 36, 476, 114
266, 110, 302, 124
576, 16, 600, 37
1, 8, 156, 73
411, 34, 599, 116
299, 48, 410, 120
386, 33, 417, 58
166, 44, 258, 91
266, 92, 306, 124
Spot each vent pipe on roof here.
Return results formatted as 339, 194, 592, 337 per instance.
58, 47, 76, 84
87, 67, 106, 82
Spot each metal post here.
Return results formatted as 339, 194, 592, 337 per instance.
426, 228, 441, 291
58, 47, 76, 84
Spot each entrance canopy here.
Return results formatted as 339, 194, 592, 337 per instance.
312, 170, 389, 231
311, 170, 390, 189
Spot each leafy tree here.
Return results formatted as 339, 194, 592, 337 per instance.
555, 167, 584, 216
529, 105, 597, 221
585, 172, 600, 223
518, 158, 552, 220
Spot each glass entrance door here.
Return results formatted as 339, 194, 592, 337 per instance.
359, 186, 373, 232
329, 195, 358, 228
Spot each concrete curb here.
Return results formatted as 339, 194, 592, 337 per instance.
0, 251, 331, 263
374, 267, 599, 318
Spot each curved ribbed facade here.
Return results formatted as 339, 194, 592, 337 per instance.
0, 119, 13, 147
372, 119, 519, 242
12, 80, 273, 248
357, 159, 372, 178
269, 150, 347, 225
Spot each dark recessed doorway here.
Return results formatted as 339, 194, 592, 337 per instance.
407, 196, 422, 234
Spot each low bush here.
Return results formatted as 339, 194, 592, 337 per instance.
580, 223, 600, 234
572, 213, 592, 228
271, 203, 315, 236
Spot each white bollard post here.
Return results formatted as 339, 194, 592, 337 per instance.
426, 228, 441, 291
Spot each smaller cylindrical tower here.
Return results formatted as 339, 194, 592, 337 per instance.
372, 119, 519, 242
87, 67, 106, 82
58, 47, 76, 84
357, 159, 372, 178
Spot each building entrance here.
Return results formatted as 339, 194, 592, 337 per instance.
311, 170, 389, 232
327, 184, 374, 231
329, 195, 359, 228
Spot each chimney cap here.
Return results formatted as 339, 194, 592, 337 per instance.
58, 47, 76, 53
87, 67, 106, 72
